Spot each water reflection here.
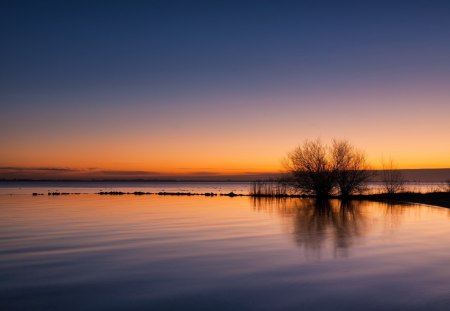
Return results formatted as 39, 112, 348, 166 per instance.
252, 198, 410, 258
2, 195, 450, 310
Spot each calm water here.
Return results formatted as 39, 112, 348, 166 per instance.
1, 189, 450, 310
0, 181, 251, 195
0, 180, 446, 195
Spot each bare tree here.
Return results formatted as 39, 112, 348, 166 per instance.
286, 138, 370, 198
381, 159, 405, 194
286, 139, 335, 197
332, 139, 371, 197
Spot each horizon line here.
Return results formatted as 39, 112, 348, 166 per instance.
1, 168, 450, 183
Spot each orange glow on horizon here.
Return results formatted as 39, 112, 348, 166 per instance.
2, 90, 450, 177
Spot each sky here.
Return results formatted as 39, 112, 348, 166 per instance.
1, 0, 450, 179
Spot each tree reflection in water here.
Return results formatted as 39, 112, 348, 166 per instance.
252, 198, 406, 259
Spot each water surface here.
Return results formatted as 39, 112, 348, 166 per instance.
0, 180, 446, 195
1, 193, 450, 310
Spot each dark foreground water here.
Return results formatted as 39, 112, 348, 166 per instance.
1, 193, 450, 310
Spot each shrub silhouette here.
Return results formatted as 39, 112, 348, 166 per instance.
332, 139, 370, 197
381, 159, 405, 194
286, 138, 370, 197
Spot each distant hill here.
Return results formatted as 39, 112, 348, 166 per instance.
371, 169, 450, 182
1, 169, 449, 182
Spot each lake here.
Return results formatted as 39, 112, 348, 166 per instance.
1, 183, 450, 310
0, 180, 446, 195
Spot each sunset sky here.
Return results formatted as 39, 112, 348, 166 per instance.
1, 1, 450, 179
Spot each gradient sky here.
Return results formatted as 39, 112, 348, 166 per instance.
1, 0, 450, 178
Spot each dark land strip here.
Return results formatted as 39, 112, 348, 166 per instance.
30, 191, 450, 209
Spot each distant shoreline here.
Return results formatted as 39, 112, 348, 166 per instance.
29, 190, 450, 210
348, 192, 450, 209
1, 168, 450, 182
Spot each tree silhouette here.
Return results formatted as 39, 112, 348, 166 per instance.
286, 138, 370, 197
332, 139, 370, 197
286, 139, 335, 197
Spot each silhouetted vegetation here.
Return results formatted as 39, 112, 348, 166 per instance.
249, 179, 290, 196
443, 179, 450, 192
381, 159, 405, 194
286, 139, 335, 197
332, 140, 371, 197
285, 139, 370, 198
